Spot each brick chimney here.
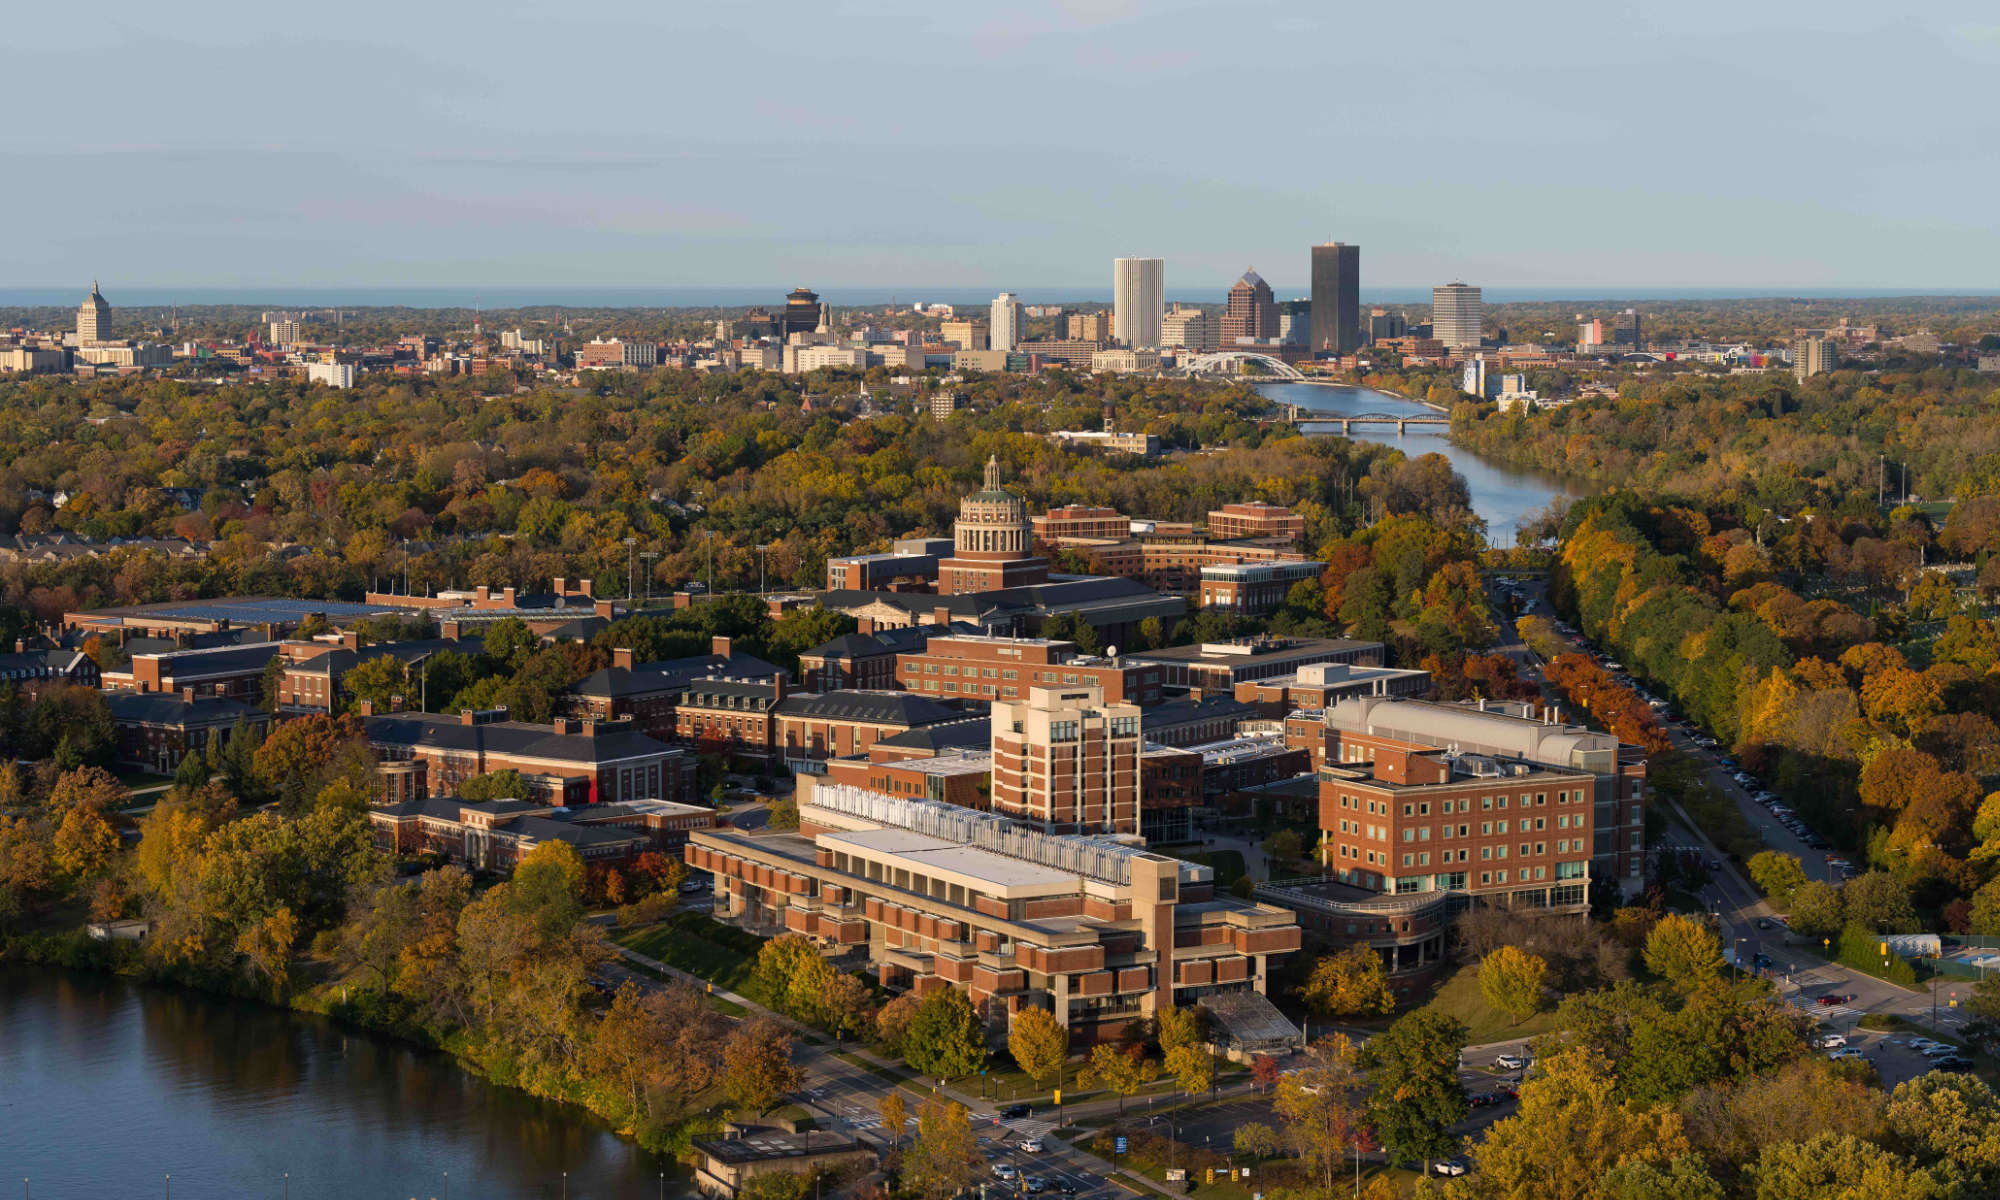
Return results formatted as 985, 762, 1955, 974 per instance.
389, 694, 405, 713
358, 699, 375, 716
580, 719, 598, 737
501, 586, 516, 607
613, 648, 635, 670
553, 576, 568, 596
476, 585, 491, 602
460, 709, 478, 726
594, 599, 615, 619
856, 616, 874, 635
932, 607, 951, 627
340, 630, 360, 651
180, 686, 196, 703
579, 578, 594, 597
772, 674, 786, 703
441, 618, 461, 641
712, 635, 732, 658
554, 717, 581, 735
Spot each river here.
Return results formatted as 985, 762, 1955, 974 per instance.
0, 966, 685, 1200
1256, 381, 1579, 545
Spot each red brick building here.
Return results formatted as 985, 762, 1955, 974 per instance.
894, 634, 1163, 708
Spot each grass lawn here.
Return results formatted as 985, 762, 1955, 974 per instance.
113, 767, 173, 789
614, 910, 767, 1000
1414, 963, 1560, 1047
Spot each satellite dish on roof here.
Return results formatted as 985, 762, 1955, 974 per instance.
1105, 644, 1118, 659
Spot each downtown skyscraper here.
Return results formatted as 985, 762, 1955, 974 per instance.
1309, 242, 1359, 356
1112, 257, 1164, 349
1432, 282, 1483, 350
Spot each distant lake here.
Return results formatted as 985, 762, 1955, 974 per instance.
1256, 381, 1581, 545
0, 966, 685, 1200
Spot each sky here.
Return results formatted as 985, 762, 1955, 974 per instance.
6, 0, 1999, 295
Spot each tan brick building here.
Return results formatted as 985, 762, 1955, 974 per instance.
894, 634, 1163, 708
1206, 502, 1305, 545
990, 685, 1141, 835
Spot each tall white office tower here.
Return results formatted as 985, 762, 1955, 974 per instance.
1112, 257, 1164, 349
1432, 282, 1483, 350
991, 292, 1025, 353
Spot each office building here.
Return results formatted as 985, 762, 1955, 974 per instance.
370, 796, 716, 871
1112, 257, 1165, 349
1577, 318, 1604, 348
991, 293, 1024, 353
366, 708, 697, 807
941, 319, 989, 351
1032, 505, 1131, 543
1221, 269, 1278, 344
895, 634, 1165, 708
935, 456, 1049, 595
1309, 242, 1360, 355
1206, 501, 1305, 544
1613, 309, 1643, 348
782, 288, 822, 338
1317, 696, 1646, 892
1432, 283, 1482, 351
1368, 307, 1406, 343
686, 780, 1303, 1036
1126, 636, 1385, 698
1278, 299, 1312, 347
306, 361, 357, 388
77, 281, 111, 344
1067, 311, 1111, 342
1793, 335, 1837, 380
576, 339, 658, 368
1196, 560, 1327, 615
1160, 307, 1214, 353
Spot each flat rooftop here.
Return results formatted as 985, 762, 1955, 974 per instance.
1131, 637, 1379, 665
70, 596, 409, 626
821, 827, 1077, 890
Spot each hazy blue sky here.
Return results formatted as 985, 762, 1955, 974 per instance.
8, 1, 1998, 293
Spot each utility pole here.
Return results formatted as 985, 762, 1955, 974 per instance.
756, 543, 770, 596
705, 530, 716, 596
624, 536, 638, 599
1878, 454, 1884, 507
642, 551, 660, 603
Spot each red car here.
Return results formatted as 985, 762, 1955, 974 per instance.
1816, 994, 1851, 1006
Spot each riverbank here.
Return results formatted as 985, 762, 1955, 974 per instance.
1280, 374, 1451, 413
0, 926, 710, 1160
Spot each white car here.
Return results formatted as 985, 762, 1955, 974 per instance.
1432, 1159, 1469, 1177
1816, 1034, 1847, 1049
1827, 1048, 1866, 1061
1494, 1054, 1526, 1070
992, 1164, 1018, 1181
1909, 1039, 1942, 1052
1921, 1044, 1962, 1059
1018, 1138, 1044, 1153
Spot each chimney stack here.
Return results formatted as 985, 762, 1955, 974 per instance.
501, 586, 516, 607
553, 576, 568, 596
340, 629, 360, 651
180, 686, 196, 703
712, 635, 732, 659
857, 616, 875, 635
594, 599, 615, 619
358, 698, 375, 716
579, 578, 594, 597
932, 607, 951, 627
613, 648, 635, 670
390, 694, 405, 713
460, 709, 477, 726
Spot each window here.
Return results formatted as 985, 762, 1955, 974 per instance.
1481, 822, 1491, 835
1403, 803, 1414, 816
1419, 827, 1430, 841
1481, 847, 1491, 860
1419, 802, 1430, 815
1402, 829, 1414, 843
1496, 870, 1508, 883
1482, 796, 1492, 810
1497, 796, 1508, 809
1520, 843, 1530, 857
1497, 821, 1508, 834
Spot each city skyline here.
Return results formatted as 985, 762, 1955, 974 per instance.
6, 3, 1998, 291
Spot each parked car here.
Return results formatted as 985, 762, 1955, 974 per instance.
1921, 1044, 1963, 1059
1756, 918, 1775, 930
1932, 1056, 1976, 1072
1827, 1048, 1866, 1061
1000, 1104, 1031, 1120
1816, 1034, 1848, 1049
1909, 1038, 1942, 1051
1020, 1175, 1047, 1194
1494, 1054, 1526, 1070
1817, 994, 1851, 1006
1019, 1138, 1045, 1153
1432, 1159, 1469, 1177
1468, 1092, 1501, 1108
992, 1164, 1019, 1181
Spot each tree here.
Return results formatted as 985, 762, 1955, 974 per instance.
752, 934, 822, 1011
878, 1091, 908, 1150
510, 840, 585, 940
456, 768, 528, 802
1885, 1072, 2000, 1177
875, 991, 923, 1057
1362, 1009, 1469, 1169
901, 988, 987, 1081
1788, 881, 1844, 938
1680, 1057, 1883, 1171
45, 765, 125, 818
1007, 1006, 1069, 1090
1234, 1122, 1280, 1159
1746, 852, 1808, 906
1842, 871, 1918, 933
902, 1096, 981, 1200
51, 804, 119, 881
1261, 828, 1304, 864
1274, 1035, 1368, 1195
1155, 1004, 1205, 1055
251, 713, 364, 802
820, 972, 875, 1044
1478, 945, 1548, 1024
1599, 1158, 1725, 1200
1251, 1054, 1282, 1093
721, 1018, 801, 1113
234, 906, 298, 996
341, 653, 413, 714
1643, 913, 1725, 992
1747, 1133, 1947, 1200
1164, 1043, 1216, 1097
1080, 1042, 1158, 1114
1301, 945, 1395, 1018
1465, 1046, 1691, 1200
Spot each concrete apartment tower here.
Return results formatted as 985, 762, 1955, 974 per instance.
1793, 335, 1836, 381
991, 292, 1024, 353
1432, 282, 1483, 350
1309, 242, 1360, 355
1112, 257, 1164, 349
77, 281, 111, 344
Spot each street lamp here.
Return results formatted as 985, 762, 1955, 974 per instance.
756, 544, 771, 596
641, 551, 661, 603
624, 536, 639, 599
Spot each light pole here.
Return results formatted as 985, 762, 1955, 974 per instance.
642, 551, 660, 603
704, 530, 716, 596
625, 536, 638, 599
755, 544, 770, 596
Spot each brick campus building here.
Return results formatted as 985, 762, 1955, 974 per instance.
686, 780, 1301, 1039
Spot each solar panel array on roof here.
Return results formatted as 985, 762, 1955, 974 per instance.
105, 598, 405, 624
